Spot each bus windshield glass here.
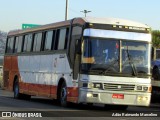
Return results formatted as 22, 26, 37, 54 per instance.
81, 38, 150, 76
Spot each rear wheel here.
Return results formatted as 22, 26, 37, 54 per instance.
14, 79, 22, 99
13, 79, 31, 100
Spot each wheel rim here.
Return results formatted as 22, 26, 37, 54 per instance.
14, 83, 19, 97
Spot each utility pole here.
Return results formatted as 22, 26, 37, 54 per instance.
80, 10, 91, 17
65, 0, 68, 20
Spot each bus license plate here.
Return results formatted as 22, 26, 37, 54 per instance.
112, 94, 124, 99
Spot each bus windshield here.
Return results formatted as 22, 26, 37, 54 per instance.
81, 38, 150, 77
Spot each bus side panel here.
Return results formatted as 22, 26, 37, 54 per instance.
3, 56, 20, 91
50, 85, 57, 98
9, 56, 20, 91
38, 55, 53, 97
11, 55, 19, 71
3, 56, 12, 89
67, 87, 79, 103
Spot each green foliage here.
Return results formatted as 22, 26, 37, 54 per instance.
152, 30, 160, 48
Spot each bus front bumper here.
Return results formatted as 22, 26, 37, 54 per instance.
78, 89, 151, 106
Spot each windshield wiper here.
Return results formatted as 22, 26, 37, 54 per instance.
126, 47, 138, 76
102, 59, 119, 74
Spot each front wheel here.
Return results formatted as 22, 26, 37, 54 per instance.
59, 82, 68, 107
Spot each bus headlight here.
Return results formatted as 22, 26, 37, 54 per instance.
82, 82, 94, 88
88, 83, 94, 88
143, 87, 148, 91
137, 86, 142, 91
143, 86, 152, 92
82, 82, 102, 89
93, 83, 103, 89
136, 86, 152, 92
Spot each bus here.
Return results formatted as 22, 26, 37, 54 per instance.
3, 17, 152, 109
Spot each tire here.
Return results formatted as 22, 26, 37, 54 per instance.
153, 67, 160, 80
14, 79, 31, 100
59, 82, 68, 107
14, 79, 22, 99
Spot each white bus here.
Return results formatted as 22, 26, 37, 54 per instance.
3, 17, 152, 109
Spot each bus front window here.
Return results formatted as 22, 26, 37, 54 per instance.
122, 41, 149, 75
81, 38, 120, 73
81, 38, 150, 76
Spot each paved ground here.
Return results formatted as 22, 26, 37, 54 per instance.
0, 88, 160, 120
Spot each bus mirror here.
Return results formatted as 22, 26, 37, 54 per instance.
76, 39, 81, 54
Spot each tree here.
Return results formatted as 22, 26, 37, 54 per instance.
152, 30, 160, 60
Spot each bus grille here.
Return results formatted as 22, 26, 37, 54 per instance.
103, 83, 135, 91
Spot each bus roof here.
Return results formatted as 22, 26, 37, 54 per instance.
8, 17, 150, 36
82, 17, 150, 28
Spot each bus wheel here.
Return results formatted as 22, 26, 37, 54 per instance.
14, 79, 21, 99
60, 82, 68, 107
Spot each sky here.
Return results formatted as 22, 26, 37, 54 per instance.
0, 0, 160, 32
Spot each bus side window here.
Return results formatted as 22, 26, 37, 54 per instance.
54, 28, 69, 50
44, 30, 54, 51
33, 33, 42, 52
64, 28, 69, 49
54, 29, 60, 50
23, 35, 28, 52
14, 37, 19, 53
17, 36, 23, 53
7, 37, 15, 53
6, 38, 11, 53
26, 34, 32, 52
58, 28, 67, 50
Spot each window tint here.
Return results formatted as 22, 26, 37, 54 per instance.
23, 35, 28, 52
64, 28, 69, 49
54, 30, 60, 50
33, 33, 42, 52
26, 34, 32, 52
44, 31, 53, 51
10, 37, 14, 53
58, 29, 66, 50
14, 37, 19, 53
6, 38, 11, 53
17, 36, 23, 53
6, 37, 15, 53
